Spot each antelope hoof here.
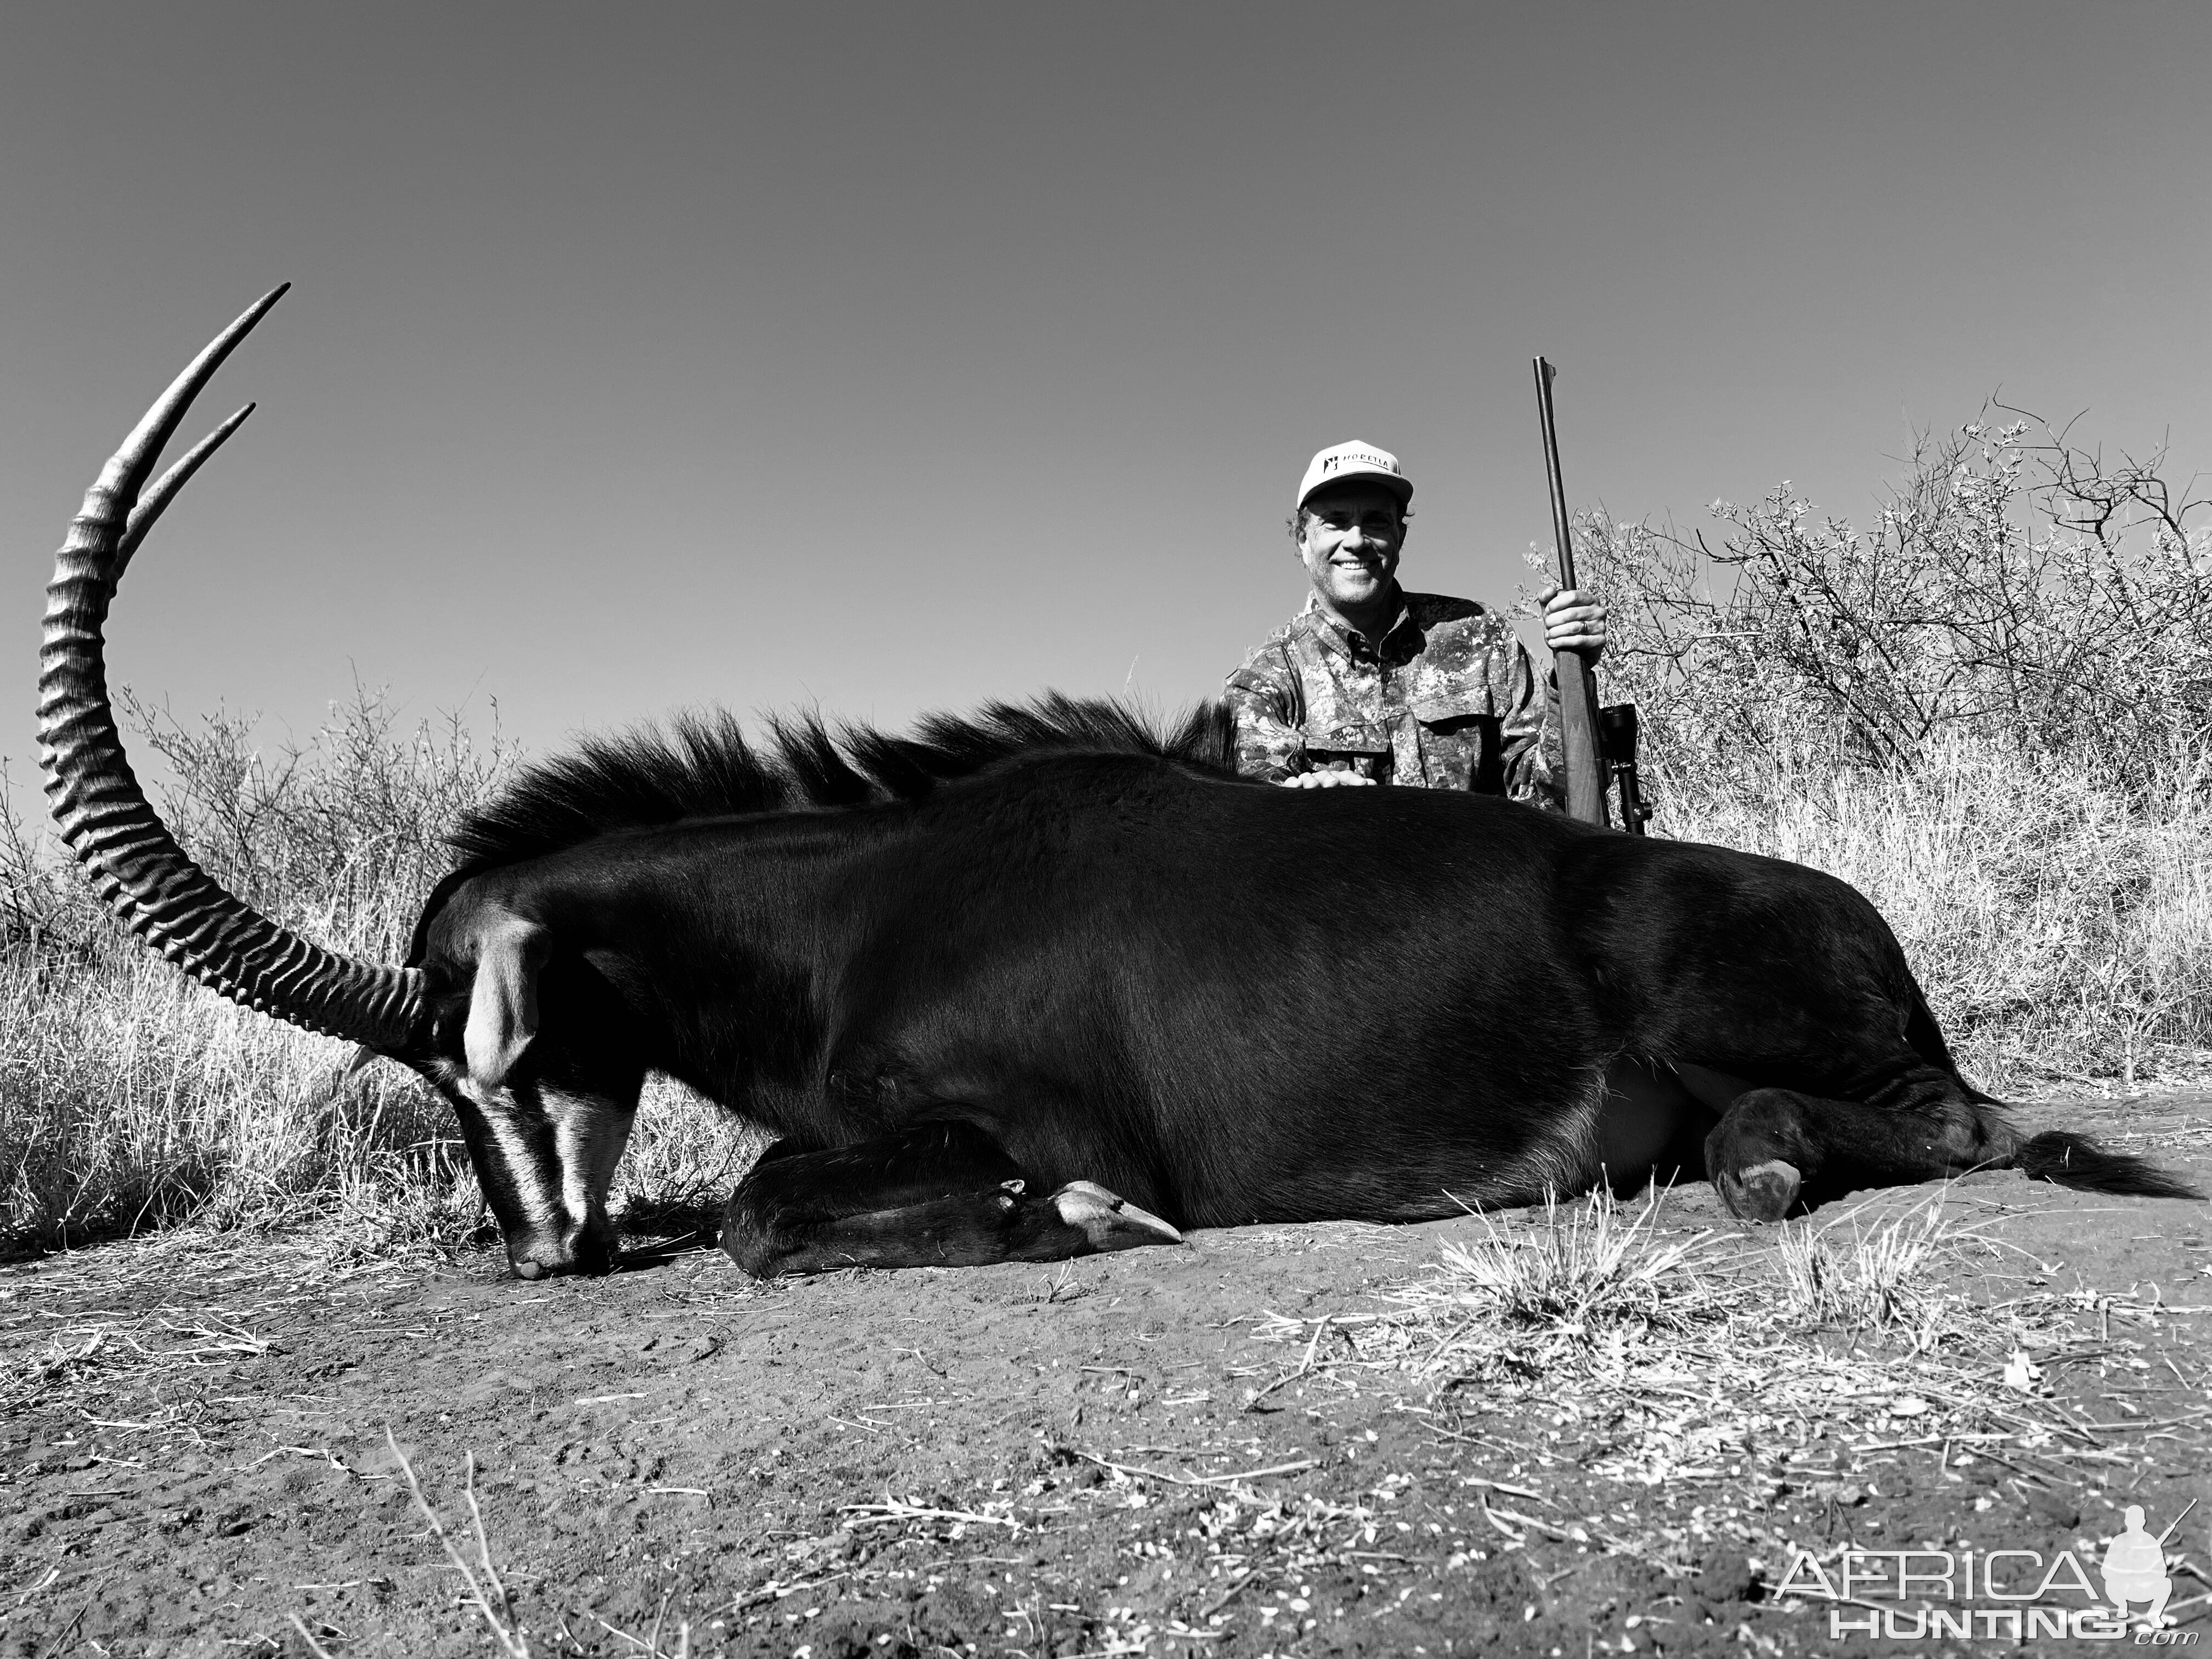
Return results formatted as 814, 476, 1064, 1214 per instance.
1051, 1180, 1183, 1252
1718, 1158, 1802, 1223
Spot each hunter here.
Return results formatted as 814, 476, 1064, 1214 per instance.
1224, 439, 1608, 805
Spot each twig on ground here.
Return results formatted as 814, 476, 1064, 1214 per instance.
35, 1582, 101, 1659
583, 1604, 691, 1658
385, 1427, 531, 1659
1063, 1448, 1320, 1489
1196, 1568, 1259, 1618
839, 1497, 1022, 1531
1481, 1498, 1573, 1543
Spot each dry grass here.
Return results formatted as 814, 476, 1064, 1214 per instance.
0, 691, 749, 1261
0, 953, 753, 1261
0, 954, 470, 1251
1658, 735, 2212, 1094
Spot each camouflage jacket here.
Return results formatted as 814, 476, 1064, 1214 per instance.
1223, 589, 1563, 807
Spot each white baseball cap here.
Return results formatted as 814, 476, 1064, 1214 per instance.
1296, 440, 1413, 510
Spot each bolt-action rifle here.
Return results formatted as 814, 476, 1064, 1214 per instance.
1533, 358, 1652, 835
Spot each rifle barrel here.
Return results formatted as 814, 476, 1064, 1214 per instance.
1533, 357, 1607, 826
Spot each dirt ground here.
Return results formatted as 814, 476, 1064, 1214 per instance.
3, 1096, 2208, 1659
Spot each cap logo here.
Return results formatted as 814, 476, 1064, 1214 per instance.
1323, 450, 1393, 476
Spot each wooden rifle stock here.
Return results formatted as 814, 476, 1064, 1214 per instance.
1533, 357, 1608, 825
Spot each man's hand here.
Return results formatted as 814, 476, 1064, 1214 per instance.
1539, 583, 1609, 658
1277, 770, 1379, 788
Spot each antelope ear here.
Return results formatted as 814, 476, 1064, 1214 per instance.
463, 911, 552, 1090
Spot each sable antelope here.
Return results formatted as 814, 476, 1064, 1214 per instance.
39, 290, 2198, 1282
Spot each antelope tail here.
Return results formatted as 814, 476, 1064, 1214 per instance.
2013, 1130, 2202, 1200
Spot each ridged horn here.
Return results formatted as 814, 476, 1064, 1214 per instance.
38, 286, 428, 1053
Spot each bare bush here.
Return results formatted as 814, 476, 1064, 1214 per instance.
1556, 413, 2212, 792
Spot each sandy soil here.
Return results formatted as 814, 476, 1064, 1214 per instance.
3, 1096, 2207, 1658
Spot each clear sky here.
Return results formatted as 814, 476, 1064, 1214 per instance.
4, 2, 2207, 782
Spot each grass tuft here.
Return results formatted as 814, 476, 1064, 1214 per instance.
1430, 1187, 1721, 1338
1772, 1196, 1971, 1336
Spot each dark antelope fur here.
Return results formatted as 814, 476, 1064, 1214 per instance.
38, 291, 2201, 1282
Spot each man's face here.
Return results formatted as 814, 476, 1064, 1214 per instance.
1297, 481, 1404, 617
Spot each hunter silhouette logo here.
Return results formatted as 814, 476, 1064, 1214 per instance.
2102, 1505, 2174, 1626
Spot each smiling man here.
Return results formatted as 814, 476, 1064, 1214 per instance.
1224, 440, 1607, 806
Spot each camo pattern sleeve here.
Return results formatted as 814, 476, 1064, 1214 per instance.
1223, 630, 1310, 782
1223, 592, 1566, 805
1494, 626, 1566, 811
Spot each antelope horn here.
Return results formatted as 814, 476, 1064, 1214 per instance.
38, 286, 428, 1053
